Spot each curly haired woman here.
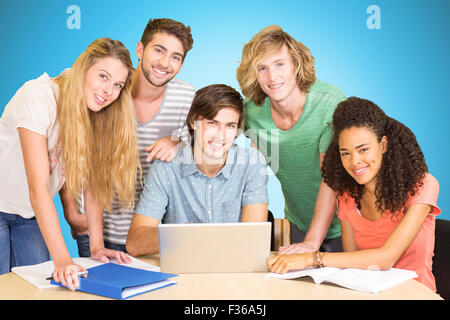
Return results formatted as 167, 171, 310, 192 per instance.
268, 97, 440, 291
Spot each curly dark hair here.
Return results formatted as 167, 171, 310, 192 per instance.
322, 97, 428, 214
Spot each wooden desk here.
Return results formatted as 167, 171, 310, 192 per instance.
0, 254, 442, 300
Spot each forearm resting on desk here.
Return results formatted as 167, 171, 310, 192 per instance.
271, 203, 432, 273
126, 214, 160, 256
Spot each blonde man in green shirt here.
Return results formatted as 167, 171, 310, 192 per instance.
237, 25, 346, 253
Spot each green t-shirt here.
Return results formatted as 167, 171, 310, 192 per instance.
244, 79, 346, 239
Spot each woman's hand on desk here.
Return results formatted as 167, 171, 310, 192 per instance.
52, 261, 87, 291
91, 247, 131, 264
267, 253, 313, 274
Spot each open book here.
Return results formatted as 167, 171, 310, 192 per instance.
266, 267, 418, 294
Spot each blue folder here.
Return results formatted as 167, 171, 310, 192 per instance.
51, 262, 177, 300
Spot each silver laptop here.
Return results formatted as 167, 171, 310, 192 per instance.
158, 222, 271, 274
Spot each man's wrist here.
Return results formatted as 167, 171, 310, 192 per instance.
302, 237, 321, 251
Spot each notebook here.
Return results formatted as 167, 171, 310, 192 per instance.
50, 262, 177, 299
158, 222, 271, 273
11, 256, 173, 298
266, 266, 418, 294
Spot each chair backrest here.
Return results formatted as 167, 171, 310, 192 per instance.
268, 211, 291, 251
433, 218, 450, 300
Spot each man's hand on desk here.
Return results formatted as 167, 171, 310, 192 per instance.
278, 241, 317, 254
90, 247, 132, 264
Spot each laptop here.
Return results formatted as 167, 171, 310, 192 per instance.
158, 222, 271, 274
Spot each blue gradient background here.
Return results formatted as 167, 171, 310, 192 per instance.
1, 0, 448, 257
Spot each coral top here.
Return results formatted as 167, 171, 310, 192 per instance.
337, 173, 440, 291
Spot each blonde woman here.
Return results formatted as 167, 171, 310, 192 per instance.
0, 38, 138, 290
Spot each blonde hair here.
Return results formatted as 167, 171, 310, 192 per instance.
236, 25, 316, 106
56, 37, 139, 211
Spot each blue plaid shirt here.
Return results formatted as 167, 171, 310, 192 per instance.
135, 144, 269, 223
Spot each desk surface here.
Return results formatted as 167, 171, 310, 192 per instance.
0, 254, 442, 300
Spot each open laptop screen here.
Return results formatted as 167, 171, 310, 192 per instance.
158, 222, 271, 273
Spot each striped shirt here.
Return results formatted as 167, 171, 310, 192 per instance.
78, 78, 195, 245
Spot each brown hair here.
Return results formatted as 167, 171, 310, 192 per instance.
140, 18, 193, 59
237, 25, 316, 106
186, 84, 244, 141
